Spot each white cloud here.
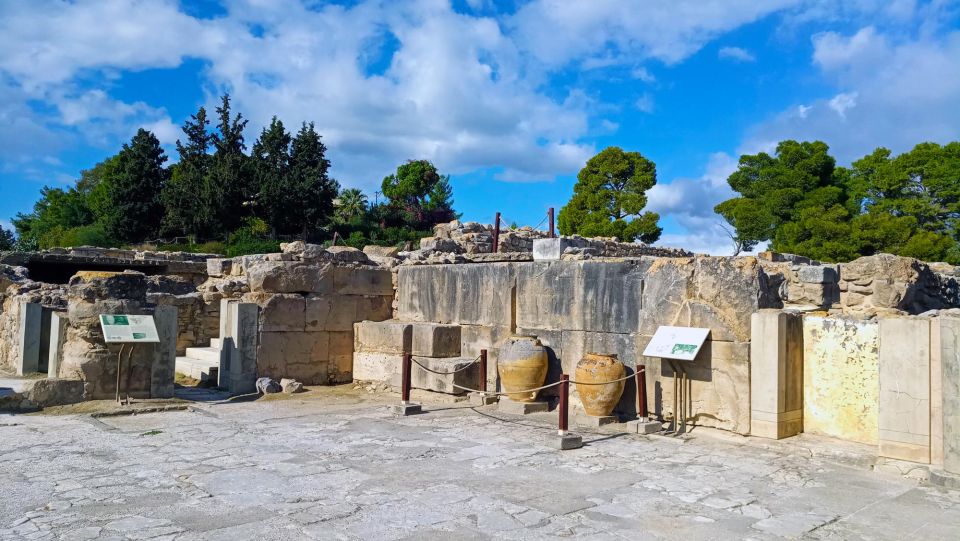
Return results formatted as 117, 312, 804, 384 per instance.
635, 93, 655, 113
718, 46, 756, 62
631, 66, 656, 82
827, 91, 858, 118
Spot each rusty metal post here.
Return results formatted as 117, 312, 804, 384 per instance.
492, 212, 501, 253
558, 374, 569, 435
636, 364, 647, 420
548, 207, 555, 238
479, 349, 488, 392
401, 352, 412, 403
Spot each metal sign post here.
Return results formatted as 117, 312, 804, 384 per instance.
643, 326, 710, 436
100, 315, 161, 405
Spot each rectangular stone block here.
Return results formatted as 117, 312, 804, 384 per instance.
931, 318, 944, 466
305, 295, 357, 332
352, 351, 403, 383
356, 295, 393, 323
16, 301, 41, 376
390, 357, 481, 395
227, 302, 259, 394
532, 238, 584, 260
499, 398, 549, 414
257, 330, 329, 385
246, 293, 305, 332
354, 320, 412, 354
207, 258, 233, 277
47, 312, 68, 379
940, 317, 960, 475
460, 324, 511, 390
397, 263, 517, 326
412, 323, 461, 357
879, 317, 931, 463
333, 267, 393, 296
750, 311, 803, 439
151, 305, 177, 398
328, 331, 354, 383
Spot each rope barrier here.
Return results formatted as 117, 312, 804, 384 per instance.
451, 379, 565, 396
409, 354, 481, 375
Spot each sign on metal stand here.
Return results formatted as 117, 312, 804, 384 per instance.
99, 314, 160, 405
643, 326, 710, 435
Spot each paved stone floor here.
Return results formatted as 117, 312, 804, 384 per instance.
1, 387, 959, 540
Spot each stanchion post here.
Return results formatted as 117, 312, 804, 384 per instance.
479, 349, 488, 393
636, 364, 647, 420
392, 352, 422, 416
558, 374, 569, 435
493, 212, 501, 253
548, 207, 555, 238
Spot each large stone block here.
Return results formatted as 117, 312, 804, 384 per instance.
390, 357, 482, 395
638, 258, 694, 336
356, 295, 393, 322
257, 331, 329, 385
354, 320, 412, 354
460, 324, 511, 389
225, 302, 259, 395
328, 331, 354, 383
689, 257, 767, 342
397, 263, 517, 326
47, 312, 68, 379
879, 317, 931, 463
333, 267, 393, 296
412, 323, 461, 357
516, 261, 644, 333
16, 301, 41, 375
245, 293, 305, 332
247, 261, 333, 294
151, 305, 177, 399
659, 339, 751, 434
941, 317, 960, 475
352, 351, 402, 382
305, 295, 357, 332
750, 311, 803, 439
803, 316, 879, 444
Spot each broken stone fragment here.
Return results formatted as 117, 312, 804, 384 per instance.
280, 378, 304, 393
256, 377, 281, 394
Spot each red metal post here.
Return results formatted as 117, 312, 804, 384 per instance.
636, 364, 647, 419
548, 207, 555, 238
479, 349, 488, 392
559, 374, 569, 434
492, 212, 501, 253
401, 352, 412, 403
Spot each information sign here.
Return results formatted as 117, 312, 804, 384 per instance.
99, 314, 160, 343
642, 326, 710, 361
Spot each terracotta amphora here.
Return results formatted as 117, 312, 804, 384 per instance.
575, 352, 625, 417
498, 335, 549, 402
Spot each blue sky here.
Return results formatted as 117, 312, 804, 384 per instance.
1, 0, 959, 253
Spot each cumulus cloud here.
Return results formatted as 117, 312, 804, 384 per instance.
718, 46, 756, 62
635, 93, 655, 113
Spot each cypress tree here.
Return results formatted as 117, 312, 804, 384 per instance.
103, 129, 168, 243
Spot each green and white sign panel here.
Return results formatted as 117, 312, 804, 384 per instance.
99, 314, 160, 343
642, 326, 710, 361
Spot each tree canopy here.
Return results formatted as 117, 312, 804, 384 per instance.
380, 160, 457, 229
558, 146, 662, 243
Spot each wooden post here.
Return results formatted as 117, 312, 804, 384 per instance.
492, 212, 501, 253
548, 207, 555, 238
401, 352, 412, 404
479, 349, 488, 393
559, 374, 569, 435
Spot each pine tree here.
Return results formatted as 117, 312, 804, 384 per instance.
102, 129, 168, 243
288, 123, 338, 238
250, 117, 291, 235
209, 94, 249, 234
163, 106, 212, 238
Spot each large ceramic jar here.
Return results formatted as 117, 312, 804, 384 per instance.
498, 335, 549, 402
575, 353, 625, 417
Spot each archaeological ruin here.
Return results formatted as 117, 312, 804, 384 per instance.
2, 221, 960, 486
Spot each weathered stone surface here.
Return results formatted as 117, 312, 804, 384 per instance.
280, 378, 304, 393
879, 317, 931, 463
517, 261, 644, 333
390, 357, 481, 395
803, 316, 879, 444
460, 324, 512, 389
638, 258, 693, 336
207, 258, 233, 277
247, 261, 333, 294
363, 245, 399, 258
941, 317, 960, 475
304, 295, 357, 332
257, 331, 328, 385
798, 265, 838, 284
412, 323, 461, 357
397, 263, 516, 326
333, 267, 393, 296
256, 377, 281, 394
356, 295, 392, 323
750, 311, 803, 439
354, 320, 412, 354
328, 331, 354, 383
352, 351, 402, 382
326, 246, 370, 263
244, 293, 306, 332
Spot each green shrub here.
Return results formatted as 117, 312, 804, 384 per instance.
39, 224, 114, 249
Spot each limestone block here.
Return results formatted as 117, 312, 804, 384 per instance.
151, 305, 177, 399
638, 258, 694, 336
532, 238, 586, 261
226, 303, 259, 394
354, 320, 412, 354
941, 317, 960, 475
879, 317, 931, 463
352, 351, 402, 383
207, 258, 233, 277
931, 318, 944, 466
328, 331, 354, 383
16, 301, 41, 375
750, 311, 803, 439
246, 261, 333, 294
363, 245, 399, 258
326, 246, 370, 264
333, 267, 393, 296
305, 295, 357, 332
798, 265, 838, 284
390, 357, 481, 395
803, 316, 879, 444
516, 261, 644, 333
47, 312, 68, 379
412, 323, 461, 357
690, 257, 766, 341
357, 295, 393, 323
245, 293, 305, 332
460, 324, 511, 389
397, 263, 516, 326
660, 339, 751, 434
257, 331, 329, 385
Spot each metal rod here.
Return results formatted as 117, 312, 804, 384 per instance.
124, 345, 135, 405
548, 207, 555, 238
401, 352, 412, 403
682, 369, 689, 434
558, 374, 569, 435
115, 344, 126, 404
672, 361, 679, 433
479, 349, 488, 393
636, 364, 647, 420
492, 212, 501, 253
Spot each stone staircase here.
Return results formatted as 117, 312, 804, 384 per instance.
175, 338, 222, 383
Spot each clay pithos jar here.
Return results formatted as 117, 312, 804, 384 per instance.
575, 352, 625, 417
498, 335, 549, 402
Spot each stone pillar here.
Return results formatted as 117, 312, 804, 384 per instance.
941, 317, 960, 475
16, 301, 42, 376
217, 298, 238, 388
151, 305, 177, 399
227, 302, 258, 395
47, 312, 68, 378
878, 317, 930, 463
750, 310, 803, 439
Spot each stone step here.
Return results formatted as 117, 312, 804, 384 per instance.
175, 357, 219, 382
210, 338, 221, 349
184, 346, 221, 364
